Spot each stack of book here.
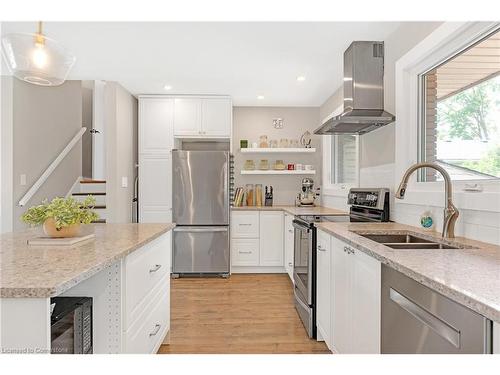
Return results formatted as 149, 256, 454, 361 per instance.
233, 187, 246, 207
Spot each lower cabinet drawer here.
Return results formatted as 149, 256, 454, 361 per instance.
231, 238, 259, 266
231, 211, 259, 238
125, 278, 170, 354
125, 232, 171, 326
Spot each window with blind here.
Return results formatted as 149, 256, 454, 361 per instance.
419, 28, 500, 182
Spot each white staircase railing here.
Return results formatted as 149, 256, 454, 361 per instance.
18, 127, 87, 207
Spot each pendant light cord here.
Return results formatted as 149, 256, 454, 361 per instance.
35, 21, 44, 45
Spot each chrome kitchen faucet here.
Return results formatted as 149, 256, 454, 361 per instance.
395, 162, 459, 239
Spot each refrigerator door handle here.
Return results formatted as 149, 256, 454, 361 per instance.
223, 155, 229, 220
174, 227, 229, 233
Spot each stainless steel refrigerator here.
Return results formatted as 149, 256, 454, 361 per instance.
172, 150, 230, 276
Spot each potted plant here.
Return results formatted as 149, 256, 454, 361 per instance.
21, 196, 100, 238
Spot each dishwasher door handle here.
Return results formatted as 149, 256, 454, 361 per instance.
389, 288, 460, 348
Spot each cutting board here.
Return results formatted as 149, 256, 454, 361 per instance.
27, 233, 95, 246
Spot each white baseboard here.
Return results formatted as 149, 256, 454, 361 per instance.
230, 266, 286, 274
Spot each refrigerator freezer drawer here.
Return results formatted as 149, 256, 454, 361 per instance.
173, 227, 230, 274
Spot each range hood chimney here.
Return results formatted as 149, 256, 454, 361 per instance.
314, 41, 395, 135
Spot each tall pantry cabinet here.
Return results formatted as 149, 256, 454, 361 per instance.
139, 97, 174, 223
138, 95, 232, 223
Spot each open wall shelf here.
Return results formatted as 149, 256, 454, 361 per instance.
240, 170, 316, 175
240, 148, 316, 154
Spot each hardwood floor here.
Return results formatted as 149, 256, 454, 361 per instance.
159, 274, 331, 354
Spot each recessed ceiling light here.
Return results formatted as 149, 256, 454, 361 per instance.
296, 76, 306, 82
257, 95, 265, 100
163, 84, 173, 91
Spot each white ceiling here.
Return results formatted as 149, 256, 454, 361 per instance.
1, 22, 400, 106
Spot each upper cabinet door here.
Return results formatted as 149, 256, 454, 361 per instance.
139, 98, 174, 154
201, 98, 232, 137
173, 98, 202, 136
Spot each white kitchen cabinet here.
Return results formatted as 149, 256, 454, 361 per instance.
331, 237, 381, 354
316, 229, 332, 349
231, 211, 259, 238
284, 213, 295, 282
123, 231, 171, 354
139, 98, 174, 154
231, 210, 285, 272
173, 97, 231, 137
139, 154, 172, 223
332, 236, 351, 354
201, 98, 232, 136
173, 98, 202, 136
351, 245, 381, 354
138, 96, 174, 224
231, 238, 260, 266
259, 211, 284, 266
60, 231, 172, 354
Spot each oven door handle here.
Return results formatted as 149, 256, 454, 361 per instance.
292, 220, 310, 231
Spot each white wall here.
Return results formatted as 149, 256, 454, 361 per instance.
1, 76, 14, 233
233, 106, 321, 205
8, 79, 83, 231
105, 82, 138, 223
320, 22, 500, 245
320, 22, 441, 207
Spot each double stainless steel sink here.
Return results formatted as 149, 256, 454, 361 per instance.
356, 232, 474, 250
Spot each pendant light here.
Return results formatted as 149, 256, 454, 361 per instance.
1, 22, 76, 86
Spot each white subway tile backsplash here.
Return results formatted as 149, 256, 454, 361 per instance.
323, 163, 500, 246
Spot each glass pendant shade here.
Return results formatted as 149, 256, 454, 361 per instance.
1, 32, 76, 86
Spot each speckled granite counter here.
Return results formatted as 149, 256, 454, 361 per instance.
231, 205, 348, 216
0, 223, 175, 298
315, 221, 500, 323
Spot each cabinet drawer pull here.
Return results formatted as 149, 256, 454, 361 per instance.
238, 223, 252, 226
149, 264, 162, 273
318, 245, 326, 252
238, 250, 252, 254
288, 262, 293, 266
149, 323, 161, 337
288, 229, 293, 233
343, 246, 355, 255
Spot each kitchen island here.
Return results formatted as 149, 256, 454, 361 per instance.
0, 223, 174, 354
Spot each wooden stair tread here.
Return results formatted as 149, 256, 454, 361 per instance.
80, 179, 106, 184
72, 192, 106, 196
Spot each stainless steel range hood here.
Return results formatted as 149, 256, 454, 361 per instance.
315, 41, 395, 135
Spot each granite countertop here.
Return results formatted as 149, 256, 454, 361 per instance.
0, 223, 175, 298
315, 221, 500, 323
231, 205, 348, 216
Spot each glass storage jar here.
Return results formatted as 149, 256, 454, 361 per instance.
245, 184, 255, 206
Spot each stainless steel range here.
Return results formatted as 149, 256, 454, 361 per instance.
293, 188, 390, 338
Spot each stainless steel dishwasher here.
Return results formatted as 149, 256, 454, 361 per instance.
381, 265, 492, 354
